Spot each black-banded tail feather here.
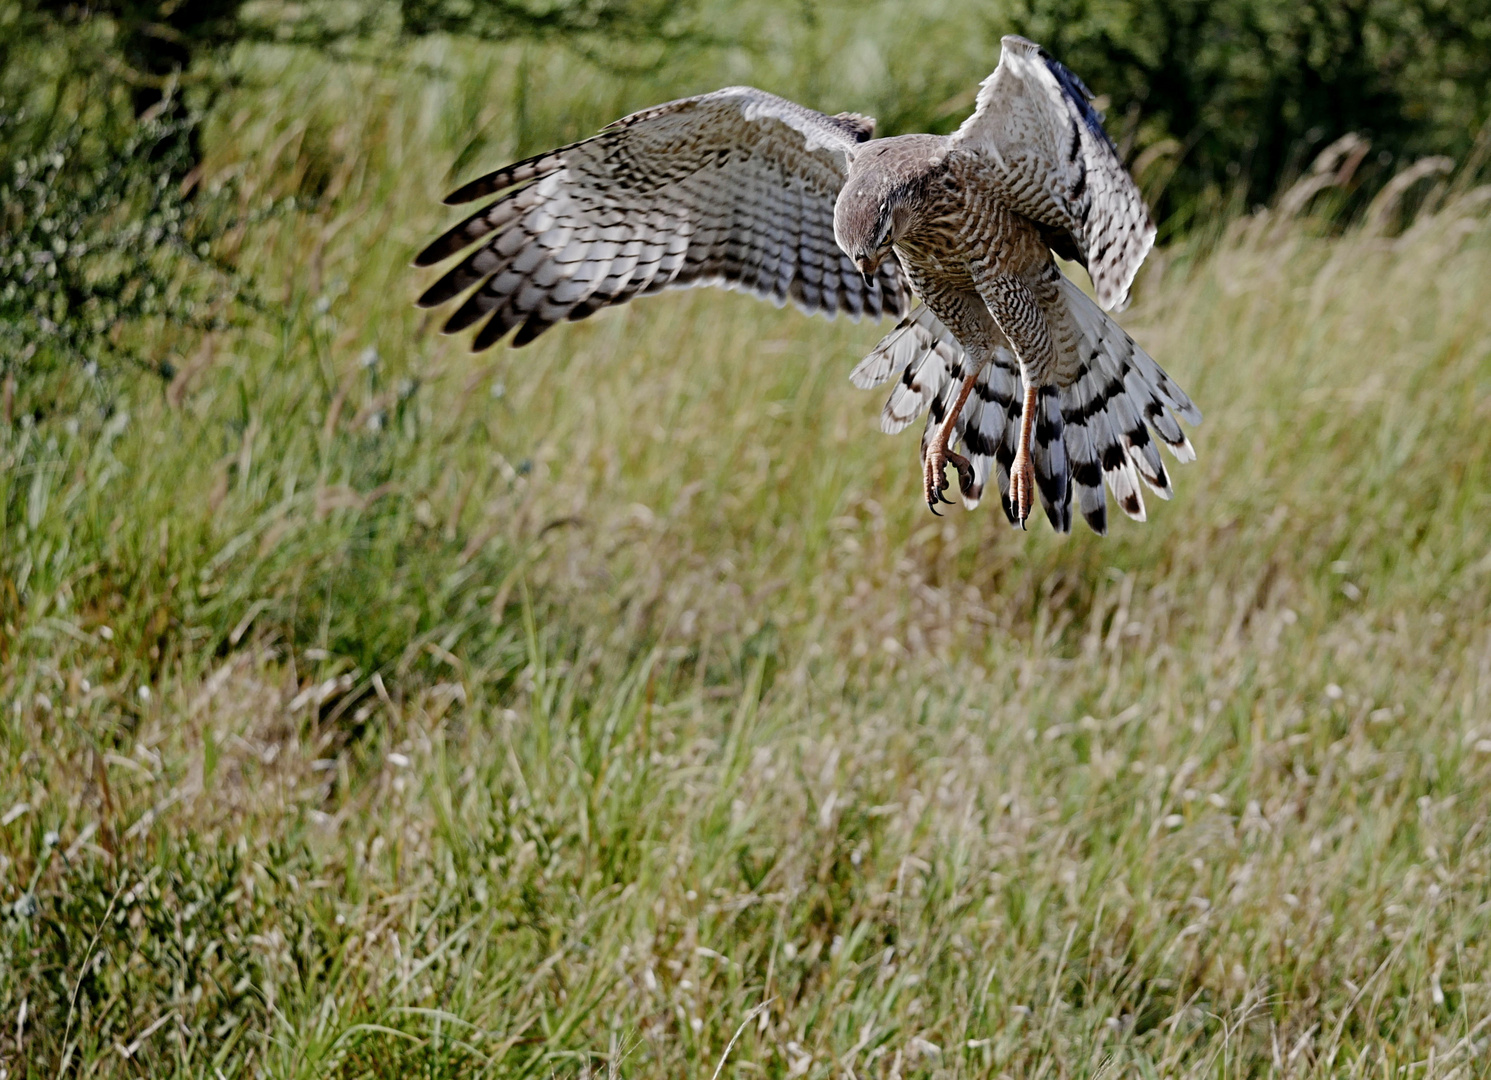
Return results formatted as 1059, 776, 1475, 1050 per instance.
1030, 386, 1072, 531
1049, 274, 1199, 529
854, 280, 1199, 533
854, 305, 962, 434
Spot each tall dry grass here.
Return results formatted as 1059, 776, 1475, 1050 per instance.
2, 38, 1490, 1080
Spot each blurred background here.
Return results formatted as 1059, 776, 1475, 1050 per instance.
3, 1, 1491, 1077
7, 0, 1491, 394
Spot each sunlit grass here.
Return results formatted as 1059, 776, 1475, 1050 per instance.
3, 39, 1491, 1080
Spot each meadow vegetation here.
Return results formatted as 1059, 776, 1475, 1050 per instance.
3, 16, 1491, 1080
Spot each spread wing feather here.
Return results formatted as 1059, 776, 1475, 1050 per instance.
415, 87, 908, 349
952, 35, 1155, 311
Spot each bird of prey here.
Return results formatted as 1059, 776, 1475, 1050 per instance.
414, 35, 1201, 533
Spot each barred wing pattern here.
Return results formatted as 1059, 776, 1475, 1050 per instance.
415, 88, 909, 349
952, 35, 1155, 311
853, 295, 1200, 534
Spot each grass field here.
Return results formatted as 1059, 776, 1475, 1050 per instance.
3, 38, 1491, 1079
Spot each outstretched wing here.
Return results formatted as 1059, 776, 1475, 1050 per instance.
415, 87, 910, 350
951, 36, 1154, 311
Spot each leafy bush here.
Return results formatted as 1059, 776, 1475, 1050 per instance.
0, 4, 245, 394
1006, 0, 1491, 226
0, 108, 238, 389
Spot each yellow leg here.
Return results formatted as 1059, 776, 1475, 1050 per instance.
1008, 383, 1038, 527
922, 371, 981, 515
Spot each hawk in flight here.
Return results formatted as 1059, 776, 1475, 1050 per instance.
415, 35, 1201, 532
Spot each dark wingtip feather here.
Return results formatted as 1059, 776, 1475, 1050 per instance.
511, 314, 557, 348
413, 220, 478, 268
441, 144, 572, 205
1038, 50, 1118, 154
443, 178, 498, 206
442, 311, 478, 336
442, 288, 495, 334
413, 236, 453, 269
416, 275, 458, 309
472, 301, 541, 351
418, 248, 498, 308
470, 313, 511, 352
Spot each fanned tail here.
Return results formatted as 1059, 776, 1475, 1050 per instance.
850, 279, 1200, 533
1051, 274, 1200, 532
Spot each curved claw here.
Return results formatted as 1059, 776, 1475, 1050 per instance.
924, 434, 971, 516
923, 451, 948, 514
946, 451, 977, 502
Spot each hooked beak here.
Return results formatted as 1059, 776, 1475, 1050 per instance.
856, 254, 881, 287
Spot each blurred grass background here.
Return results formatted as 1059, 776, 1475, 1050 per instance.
3, 1, 1491, 1077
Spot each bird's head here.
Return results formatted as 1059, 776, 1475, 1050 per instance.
833, 141, 935, 284
834, 177, 906, 283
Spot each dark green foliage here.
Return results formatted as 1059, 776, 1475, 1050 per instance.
399, 0, 698, 44
0, 108, 238, 386
1005, 0, 1491, 227
0, 3, 246, 390
33, 0, 246, 122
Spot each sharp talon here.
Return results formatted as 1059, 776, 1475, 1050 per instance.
928, 502, 942, 517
